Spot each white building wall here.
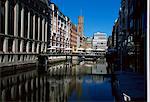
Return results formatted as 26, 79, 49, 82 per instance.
92, 32, 107, 51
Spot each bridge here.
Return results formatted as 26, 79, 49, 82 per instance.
39, 53, 105, 57
0, 52, 105, 68
38, 53, 106, 69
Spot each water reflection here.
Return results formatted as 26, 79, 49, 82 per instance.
1, 59, 116, 102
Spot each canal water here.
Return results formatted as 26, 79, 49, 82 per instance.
1, 59, 117, 102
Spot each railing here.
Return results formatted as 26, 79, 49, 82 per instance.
0, 52, 38, 67
40, 52, 105, 57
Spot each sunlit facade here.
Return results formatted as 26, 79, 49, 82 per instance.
0, 0, 49, 67
70, 23, 78, 52
49, 3, 71, 53
92, 32, 107, 51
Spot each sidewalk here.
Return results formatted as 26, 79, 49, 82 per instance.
114, 71, 146, 101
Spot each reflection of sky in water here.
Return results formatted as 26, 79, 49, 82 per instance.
68, 75, 114, 101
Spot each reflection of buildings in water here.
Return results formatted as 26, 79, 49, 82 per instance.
98, 58, 107, 64
1, 60, 112, 101
47, 75, 75, 102
75, 76, 82, 99
75, 60, 108, 75
1, 69, 48, 101
92, 75, 104, 84
83, 75, 105, 84
85, 79, 92, 83
92, 63, 107, 74
48, 62, 74, 76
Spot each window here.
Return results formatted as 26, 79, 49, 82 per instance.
24, 8, 28, 38
8, 38, 13, 52
30, 11, 33, 39
34, 43, 37, 52
29, 42, 32, 52
0, 1, 5, 34
18, 40, 21, 52
40, 17, 42, 40
130, 20, 133, 28
23, 40, 27, 52
0, 36, 4, 51
35, 14, 38, 40
18, 4, 21, 37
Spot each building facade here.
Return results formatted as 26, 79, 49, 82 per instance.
85, 37, 92, 49
112, 0, 147, 73
49, 3, 71, 53
107, 36, 113, 48
70, 23, 77, 52
92, 32, 107, 51
112, 19, 119, 49
0, 0, 49, 67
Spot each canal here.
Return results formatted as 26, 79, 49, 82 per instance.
1, 59, 117, 102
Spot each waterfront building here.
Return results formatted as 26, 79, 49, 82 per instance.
49, 3, 71, 53
112, 0, 147, 73
70, 23, 78, 52
92, 32, 107, 51
0, 0, 49, 67
127, 0, 147, 73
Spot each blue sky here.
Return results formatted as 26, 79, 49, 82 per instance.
51, 0, 121, 37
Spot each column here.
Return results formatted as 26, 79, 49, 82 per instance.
3, 0, 9, 63
38, 16, 40, 41
36, 43, 40, 53
32, 14, 35, 53
26, 11, 30, 61
41, 18, 45, 52
42, 18, 45, 42
33, 14, 36, 40
37, 16, 40, 53
44, 21, 48, 52
20, 5, 24, 62
0, 1, 1, 32
13, 2, 19, 62
26, 11, 30, 53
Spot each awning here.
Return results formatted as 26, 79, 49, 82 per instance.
86, 48, 93, 51
77, 48, 84, 51
47, 47, 56, 50
96, 48, 105, 51
65, 48, 72, 50
52, 46, 59, 48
